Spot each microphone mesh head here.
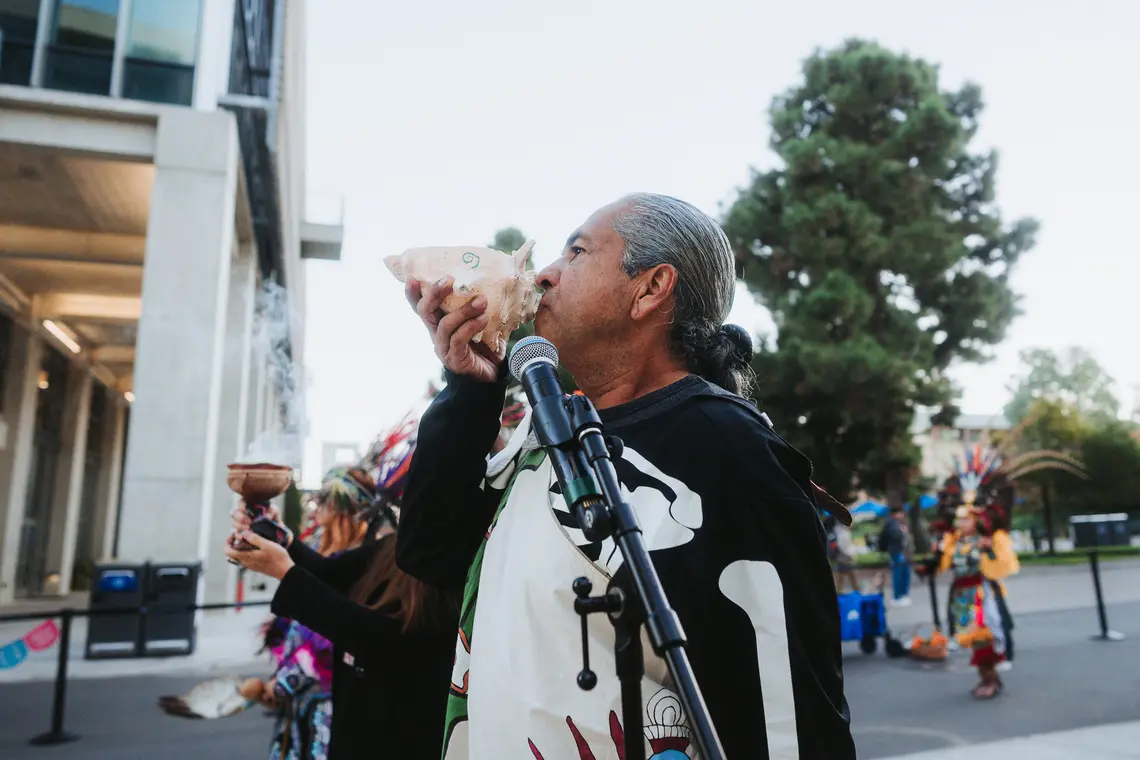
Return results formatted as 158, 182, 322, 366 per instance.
509, 336, 559, 381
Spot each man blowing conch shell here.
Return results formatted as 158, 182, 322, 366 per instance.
388, 193, 855, 760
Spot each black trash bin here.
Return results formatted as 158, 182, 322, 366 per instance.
1071, 513, 1131, 549
86, 564, 146, 659
141, 563, 200, 657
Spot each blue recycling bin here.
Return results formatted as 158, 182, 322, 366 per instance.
86, 564, 145, 659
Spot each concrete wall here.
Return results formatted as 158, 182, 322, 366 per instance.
0, 324, 41, 603
116, 109, 240, 575
193, 0, 239, 111
203, 242, 256, 603
276, 0, 309, 393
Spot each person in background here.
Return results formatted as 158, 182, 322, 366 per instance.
826, 514, 860, 594
227, 408, 519, 760
304, 467, 375, 555
935, 505, 1019, 698
880, 505, 912, 606
230, 496, 458, 760
259, 466, 377, 760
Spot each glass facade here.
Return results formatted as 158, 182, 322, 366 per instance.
44, 0, 120, 95
15, 345, 69, 597
73, 386, 108, 589
0, 0, 41, 85
1, 0, 201, 104
123, 0, 200, 105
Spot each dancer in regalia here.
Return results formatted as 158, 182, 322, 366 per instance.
911, 444, 1019, 695
937, 500, 1019, 699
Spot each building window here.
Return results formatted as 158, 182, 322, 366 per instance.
0, 0, 41, 85
44, 0, 120, 96
122, 0, 200, 105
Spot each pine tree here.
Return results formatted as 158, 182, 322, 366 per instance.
723, 40, 1038, 501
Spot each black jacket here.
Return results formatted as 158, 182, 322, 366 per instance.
272, 537, 457, 760
398, 372, 855, 759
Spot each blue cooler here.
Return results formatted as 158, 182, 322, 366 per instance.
838, 591, 896, 655
838, 592, 864, 641
859, 593, 887, 638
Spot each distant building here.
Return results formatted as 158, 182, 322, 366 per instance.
911, 411, 1012, 484
320, 441, 364, 476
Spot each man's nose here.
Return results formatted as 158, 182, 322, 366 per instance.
536, 261, 561, 290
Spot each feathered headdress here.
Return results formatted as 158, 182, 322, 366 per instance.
934, 444, 1012, 537
365, 414, 419, 499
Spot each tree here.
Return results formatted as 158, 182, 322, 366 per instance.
722, 39, 1037, 502
1078, 421, 1140, 514
993, 398, 1088, 554
490, 227, 528, 255
1005, 346, 1120, 424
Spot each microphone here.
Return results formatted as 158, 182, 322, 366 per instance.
509, 337, 608, 542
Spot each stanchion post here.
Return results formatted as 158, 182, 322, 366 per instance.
29, 609, 79, 746
1088, 549, 1125, 642
926, 558, 942, 631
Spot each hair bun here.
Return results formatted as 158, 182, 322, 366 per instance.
718, 323, 753, 371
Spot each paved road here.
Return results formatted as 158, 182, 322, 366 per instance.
1, 601, 1137, 759
848, 601, 1140, 758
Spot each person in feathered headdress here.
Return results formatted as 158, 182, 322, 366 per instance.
931, 483, 1020, 699
353, 413, 420, 542
913, 445, 1019, 678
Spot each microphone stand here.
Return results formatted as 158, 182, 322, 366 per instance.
536, 391, 727, 760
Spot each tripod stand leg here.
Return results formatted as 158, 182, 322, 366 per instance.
612, 586, 646, 760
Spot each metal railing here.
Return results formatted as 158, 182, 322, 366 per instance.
0, 599, 272, 747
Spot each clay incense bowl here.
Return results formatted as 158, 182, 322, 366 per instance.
226, 463, 293, 504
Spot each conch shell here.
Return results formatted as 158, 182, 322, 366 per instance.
385, 240, 540, 353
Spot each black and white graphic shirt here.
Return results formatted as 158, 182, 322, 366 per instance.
398, 373, 855, 759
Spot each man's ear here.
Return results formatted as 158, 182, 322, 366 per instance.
630, 264, 678, 322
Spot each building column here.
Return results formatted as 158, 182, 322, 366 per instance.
0, 329, 44, 604
246, 345, 264, 452
116, 109, 240, 574
204, 242, 256, 603
43, 367, 93, 597
89, 399, 127, 563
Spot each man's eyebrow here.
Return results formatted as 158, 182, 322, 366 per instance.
565, 230, 585, 248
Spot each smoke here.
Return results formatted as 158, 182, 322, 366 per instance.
237, 277, 305, 468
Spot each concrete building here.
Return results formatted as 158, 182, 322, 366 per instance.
912, 410, 1012, 485
0, 0, 341, 605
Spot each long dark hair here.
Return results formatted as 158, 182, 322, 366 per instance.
349, 497, 455, 633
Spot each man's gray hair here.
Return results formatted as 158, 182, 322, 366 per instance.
611, 193, 754, 395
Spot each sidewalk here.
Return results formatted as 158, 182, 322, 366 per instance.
882, 720, 1140, 759
0, 607, 271, 683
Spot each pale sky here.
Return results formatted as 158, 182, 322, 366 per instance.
298, 0, 1140, 484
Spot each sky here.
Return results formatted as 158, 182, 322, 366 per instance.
297, 0, 1140, 484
